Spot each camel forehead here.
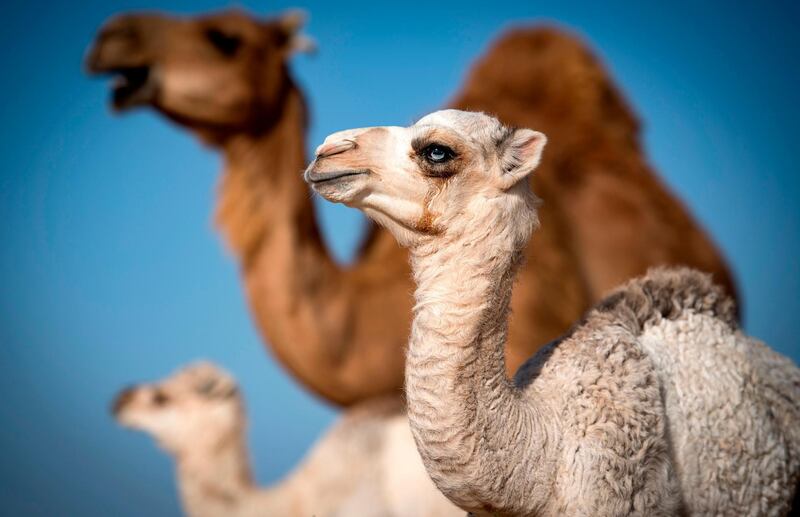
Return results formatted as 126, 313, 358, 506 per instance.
415, 110, 502, 138
413, 110, 511, 159
166, 362, 232, 387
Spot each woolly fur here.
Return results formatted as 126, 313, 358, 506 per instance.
308, 110, 800, 516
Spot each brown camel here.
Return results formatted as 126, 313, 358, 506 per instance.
86, 10, 737, 406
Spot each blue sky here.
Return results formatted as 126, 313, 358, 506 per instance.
1, 1, 798, 515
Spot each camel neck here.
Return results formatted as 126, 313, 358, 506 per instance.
175, 432, 256, 516
405, 201, 548, 511
210, 83, 411, 405
216, 86, 319, 267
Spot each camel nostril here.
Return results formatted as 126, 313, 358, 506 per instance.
315, 140, 356, 159
111, 386, 136, 416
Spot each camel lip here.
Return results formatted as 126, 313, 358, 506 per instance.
305, 168, 369, 185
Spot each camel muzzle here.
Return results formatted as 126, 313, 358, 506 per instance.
85, 23, 158, 110
315, 140, 356, 159
306, 139, 370, 186
111, 386, 136, 417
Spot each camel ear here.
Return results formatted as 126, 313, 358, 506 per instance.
289, 34, 317, 54
494, 129, 547, 190
277, 10, 317, 54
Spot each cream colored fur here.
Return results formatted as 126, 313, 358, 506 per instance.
113, 362, 460, 517
306, 109, 800, 516
639, 313, 799, 514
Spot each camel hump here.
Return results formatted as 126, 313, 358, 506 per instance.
451, 25, 640, 138
591, 267, 739, 335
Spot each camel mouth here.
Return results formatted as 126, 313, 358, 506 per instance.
88, 61, 156, 111
304, 169, 369, 185
106, 66, 155, 110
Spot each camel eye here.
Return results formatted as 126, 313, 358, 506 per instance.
152, 390, 170, 406
422, 144, 455, 164
206, 28, 242, 57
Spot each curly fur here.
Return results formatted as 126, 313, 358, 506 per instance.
514, 269, 799, 516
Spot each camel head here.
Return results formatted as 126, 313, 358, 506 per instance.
111, 362, 243, 455
86, 9, 313, 141
305, 110, 546, 248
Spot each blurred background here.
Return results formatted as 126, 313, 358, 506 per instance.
1, 0, 798, 515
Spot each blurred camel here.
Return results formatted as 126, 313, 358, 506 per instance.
86, 10, 737, 406
113, 362, 460, 516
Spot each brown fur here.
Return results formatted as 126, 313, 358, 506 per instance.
451, 27, 739, 306
87, 12, 738, 406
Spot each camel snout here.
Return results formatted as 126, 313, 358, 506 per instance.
111, 386, 137, 416
87, 18, 144, 73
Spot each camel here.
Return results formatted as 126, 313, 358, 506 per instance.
86, 10, 738, 406
112, 361, 461, 517
305, 109, 800, 516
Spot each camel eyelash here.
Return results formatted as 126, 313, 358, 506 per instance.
411, 137, 456, 153
410, 135, 462, 177
410, 136, 432, 153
